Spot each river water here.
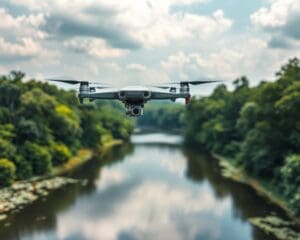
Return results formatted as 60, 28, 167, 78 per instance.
0, 133, 291, 240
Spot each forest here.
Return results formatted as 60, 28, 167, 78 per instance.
185, 58, 300, 216
0, 72, 133, 187
137, 101, 185, 131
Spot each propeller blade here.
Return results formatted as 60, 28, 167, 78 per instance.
94, 86, 110, 89
180, 80, 221, 85
47, 79, 83, 84
150, 85, 171, 89
154, 78, 223, 87
46, 78, 110, 86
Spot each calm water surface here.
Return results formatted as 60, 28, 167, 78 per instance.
0, 133, 291, 240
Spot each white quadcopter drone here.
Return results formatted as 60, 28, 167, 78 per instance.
47, 78, 220, 117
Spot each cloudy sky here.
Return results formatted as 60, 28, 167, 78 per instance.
0, 0, 300, 91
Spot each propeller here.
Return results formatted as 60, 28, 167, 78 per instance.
151, 79, 222, 89
46, 78, 110, 86
177, 80, 221, 85
150, 85, 172, 89
170, 78, 222, 85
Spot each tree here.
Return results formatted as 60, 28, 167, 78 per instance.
21, 142, 52, 175
0, 138, 16, 159
280, 155, 300, 215
50, 104, 81, 147
0, 82, 21, 117
50, 143, 71, 166
0, 159, 16, 187
13, 155, 33, 180
15, 118, 40, 142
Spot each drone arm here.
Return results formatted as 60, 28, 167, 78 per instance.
151, 90, 189, 100
79, 89, 119, 100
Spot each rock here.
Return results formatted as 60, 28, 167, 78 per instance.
0, 214, 7, 221
4, 222, 11, 227
36, 216, 47, 221
0, 177, 78, 218
81, 179, 88, 186
249, 216, 300, 240
0, 203, 6, 212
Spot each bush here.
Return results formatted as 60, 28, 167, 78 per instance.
0, 138, 16, 159
51, 143, 71, 166
21, 142, 52, 175
280, 154, 300, 197
280, 154, 300, 216
0, 159, 16, 187
13, 155, 33, 180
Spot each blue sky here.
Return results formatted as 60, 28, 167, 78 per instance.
0, 0, 299, 94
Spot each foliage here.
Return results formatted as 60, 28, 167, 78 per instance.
280, 155, 300, 215
185, 58, 300, 216
0, 159, 16, 187
51, 143, 72, 166
21, 142, 52, 175
137, 101, 185, 130
0, 71, 134, 185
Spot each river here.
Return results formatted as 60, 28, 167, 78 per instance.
0, 132, 292, 240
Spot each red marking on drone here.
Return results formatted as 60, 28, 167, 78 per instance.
185, 95, 191, 105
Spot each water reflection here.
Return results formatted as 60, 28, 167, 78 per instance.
0, 133, 290, 240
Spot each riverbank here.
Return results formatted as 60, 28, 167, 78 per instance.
0, 139, 124, 222
216, 154, 300, 238
0, 177, 79, 222
217, 154, 299, 221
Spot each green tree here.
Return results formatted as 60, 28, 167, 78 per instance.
280, 155, 300, 215
50, 143, 72, 166
13, 155, 33, 180
21, 142, 52, 175
0, 159, 16, 187
0, 138, 16, 159
50, 104, 81, 147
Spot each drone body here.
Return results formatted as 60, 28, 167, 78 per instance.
48, 79, 219, 117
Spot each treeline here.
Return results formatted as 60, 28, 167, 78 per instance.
185, 58, 300, 216
0, 72, 133, 187
137, 101, 185, 130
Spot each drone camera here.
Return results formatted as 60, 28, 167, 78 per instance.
126, 105, 144, 116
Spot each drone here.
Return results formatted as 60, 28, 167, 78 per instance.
47, 78, 220, 117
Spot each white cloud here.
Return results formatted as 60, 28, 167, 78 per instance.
126, 63, 146, 71
64, 38, 127, 58
9, 1, 232, 49
160, 36, 298, 86
0, 8, 47, 39
0, 37, 55, 60
0, 8, 56, 62
161, 51, 190, 70
121, 8, 233, 48
250, 0, 300, 49
250, 0, 299, 29
0, 66, 8, 75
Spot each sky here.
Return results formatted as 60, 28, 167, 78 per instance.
0, 0, 300, 93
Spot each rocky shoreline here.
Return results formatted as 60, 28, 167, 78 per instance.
0, 177, 79, 221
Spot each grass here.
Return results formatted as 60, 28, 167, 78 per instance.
52, 149, 93, 176
52, 139, 123, 176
